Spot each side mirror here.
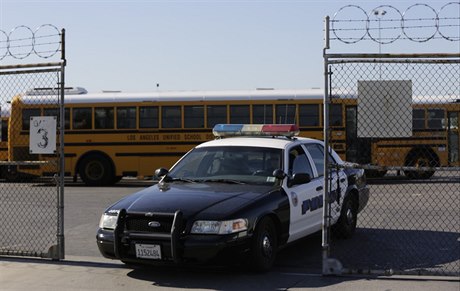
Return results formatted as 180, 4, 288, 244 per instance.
288, 173, 311, 187
272, 169, 286, 180
154, 167, 169, 179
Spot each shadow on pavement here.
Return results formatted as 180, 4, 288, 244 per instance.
331, 228, 460, 275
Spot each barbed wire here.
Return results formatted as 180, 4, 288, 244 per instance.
0, 24, 61, 60
331, 2, 460, 44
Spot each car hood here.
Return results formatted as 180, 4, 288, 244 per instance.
107, 181, 274, 219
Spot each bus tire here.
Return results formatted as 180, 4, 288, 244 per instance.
79, 154, 115, 186
404, 150, 437, 180
2, 165, 20, 182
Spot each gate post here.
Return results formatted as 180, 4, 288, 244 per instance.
322, 15, 343, 275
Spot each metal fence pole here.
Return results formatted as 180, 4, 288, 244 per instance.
57, 28, 66, 260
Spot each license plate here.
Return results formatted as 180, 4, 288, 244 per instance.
135, 244, 162, 260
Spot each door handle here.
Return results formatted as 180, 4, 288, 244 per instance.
340, 178, 346, 183
316, 186, 323, 191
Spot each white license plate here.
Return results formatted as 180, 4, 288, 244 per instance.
135, 244, 162, 260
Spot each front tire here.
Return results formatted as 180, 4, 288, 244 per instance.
79, 154, 114, 186
249, 217, 278, 272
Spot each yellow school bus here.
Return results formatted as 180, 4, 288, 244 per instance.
1, 102, 12, 179
7, 88, 459, 185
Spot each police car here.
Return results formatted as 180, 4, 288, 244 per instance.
96, 124, 369, 271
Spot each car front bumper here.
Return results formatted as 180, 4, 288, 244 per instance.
96, 228, 252, 265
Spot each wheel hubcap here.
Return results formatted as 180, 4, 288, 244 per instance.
86, 161, 104, 180
346, 208, 354, 225
262, 234, 272, 258
416, 158, 429, 168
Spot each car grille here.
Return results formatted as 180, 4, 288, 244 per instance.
125, 214, 175, 234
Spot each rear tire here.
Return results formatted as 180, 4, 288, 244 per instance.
249, 217, 278, 272
2, 165, 20, 182
79, 154, 115, 186
404, 151, 436, 179
333, 195, 358, 239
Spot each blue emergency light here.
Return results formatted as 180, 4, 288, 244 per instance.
212, 124, 299, 138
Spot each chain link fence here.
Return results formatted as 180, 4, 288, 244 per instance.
325, 56, 459, 276
323, 3, 459, 276
0, 26, 65, 259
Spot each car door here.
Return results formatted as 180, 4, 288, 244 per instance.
284, 145, 324, 243
303, 143, 348, 223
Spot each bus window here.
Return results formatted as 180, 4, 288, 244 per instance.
207, 105, 227, 128
448, 111, 459, 164
72, 108, 92, 129
184, 105, 204, 128
162, 106, 181, 128
139, 106, 158, 128
44, 108, 70, 129
22, 109, 41, 130
413, 109, 425, 129
117, 107, 136, 129
253, 104, 273, 124
330, 104, 342, 126
275, 104, 296, 124
428, 109, 445, 129
299, 104, 320, 126
95, 107, 114, 129
230, 105, 250, 124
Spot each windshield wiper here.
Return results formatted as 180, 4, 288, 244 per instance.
167, 177, 198, 183
201, 178, 246, 185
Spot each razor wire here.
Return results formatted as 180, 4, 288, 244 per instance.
0, 24, 62, 60
331, 2, 460, 44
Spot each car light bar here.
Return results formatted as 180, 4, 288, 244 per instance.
212, 124, 300, 138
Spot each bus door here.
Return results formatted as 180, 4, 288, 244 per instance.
345, 106, 371, 164
448, 111, 459, 166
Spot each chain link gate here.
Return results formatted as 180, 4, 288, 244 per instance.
0, 25, 65, 259
322, 3, 459, 276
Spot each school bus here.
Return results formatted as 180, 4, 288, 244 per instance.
7, 87, 459, 185
0, 102, 12, 179
345, 96, 459, 178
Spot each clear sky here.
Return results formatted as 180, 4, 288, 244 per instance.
0, 0, 458, 93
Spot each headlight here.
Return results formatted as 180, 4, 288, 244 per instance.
99, 213, 118, 230
191, 218, 248, 234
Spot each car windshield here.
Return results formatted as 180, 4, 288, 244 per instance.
168, 146, 283, 185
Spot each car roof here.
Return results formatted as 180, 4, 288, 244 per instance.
195, 136, 323, 150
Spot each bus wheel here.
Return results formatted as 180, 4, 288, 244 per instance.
404, 151, 436, 179
79, 155, 114, 186
3, 165, 20, 182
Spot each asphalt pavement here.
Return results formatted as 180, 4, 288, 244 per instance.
1, 255, 459, 291
1, 178, 459, 290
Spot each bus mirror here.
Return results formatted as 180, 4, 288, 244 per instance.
154, 168, 169, 179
